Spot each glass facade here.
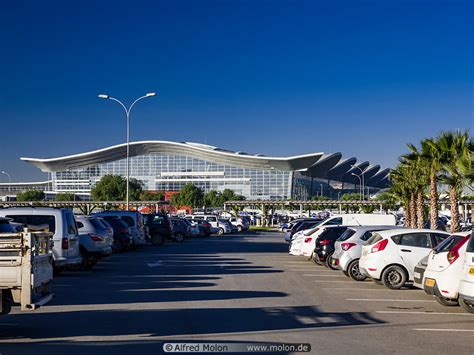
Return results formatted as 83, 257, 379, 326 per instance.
53, 153, 293, 200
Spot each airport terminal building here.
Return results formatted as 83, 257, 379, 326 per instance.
19, 141, 390, 200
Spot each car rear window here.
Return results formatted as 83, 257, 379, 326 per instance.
337, 228, 356, 241
365, 232, 383, 245
121, 216, 135, 227
435, 235, 466, 253
65, 212, 78, 235
6, 215, 56, 233
467, 233, 474, 253
89, 218, 106, 230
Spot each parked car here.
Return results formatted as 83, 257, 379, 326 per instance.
94, 211, 146, 246
182, 218, 200, 237
74, 215, 114, 269
169, 218, 190, 242
99, 216, 133, 251
423, 232, 471, 306
312, 226, 348, 268
185, 214, 231, 235
229, 217, 249, 232
457, 231, 474, 313
332, 225, 401, 281
143, 213, 172, 245
359, 229, 450, 289
284, 219, 322, 242
194, 219, 213, 237
0, 208, 82, 272
218, 219, 233, 235
413, 256, 429, 289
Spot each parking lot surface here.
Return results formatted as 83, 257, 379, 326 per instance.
1, 232, 473, 354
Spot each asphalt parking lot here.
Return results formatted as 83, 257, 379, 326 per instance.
1, 232, 473, 355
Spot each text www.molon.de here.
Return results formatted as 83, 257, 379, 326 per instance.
163, 342, 311, 353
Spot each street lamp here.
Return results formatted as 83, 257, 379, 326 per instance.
1, 171, 11, 193
351, 165, 365, 200
351, 173, 362, 200
98, 92, 157, 210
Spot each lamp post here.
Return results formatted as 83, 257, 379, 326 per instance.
1, 171, 11, 193
351, 165, 365, 200
98, 92, 157, 210
351, 173, 362, 200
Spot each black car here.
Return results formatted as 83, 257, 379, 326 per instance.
169, 218, 191, 242
194, 219, 212, 237
312, 226, 348, 268
143, 213, 172, 245
100, 216, 132, 251
288, 219, 322, 241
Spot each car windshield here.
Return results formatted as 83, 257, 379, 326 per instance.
435, 235, 466, 253
337, 228, 357, 241
467, 233, 474, 253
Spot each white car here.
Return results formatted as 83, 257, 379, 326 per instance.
299, 227, 328, 259
458, 231, 474, 313
359, 229, 450, 289
332, 225, 400, 281
423, 232, 470, 306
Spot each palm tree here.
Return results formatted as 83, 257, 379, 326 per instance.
403, 148, 429, 229
437, 131, 473, 233
390, 164, 413, 227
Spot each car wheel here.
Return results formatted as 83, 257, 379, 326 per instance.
151, 234, 165, 246
326, 253, 338, 270
348, 259, 367, 281
381, 265, 407, 290
217, 228, 225, 236
237, 225, 243, 232
79, 248, 91, 271
435, 295, 459, 307
459, 297, 474, 314
311, 252, 322, 265
174, 233, 184, 242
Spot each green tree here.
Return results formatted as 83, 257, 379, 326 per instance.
340, 193, 362, 201
437, 130, 473, 232
91, 175, 143, 201
140, 191, 164, 201
55, 192, 75, 201
204, 190, 223, 207
171, 183, 204, 208
221, 189, 245, 202
16, 190, 45, 201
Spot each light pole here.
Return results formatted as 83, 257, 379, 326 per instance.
1, 171, 11, 193
351, 165, 365, 200
351, 173, 362, 200
98, 92, 157, 210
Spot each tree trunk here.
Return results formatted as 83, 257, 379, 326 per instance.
450, 185, 459, 233
409, 192, 416, 228
429, 173, 438, 230
416, 190, 424, 229
404, 203, 411, 227
471, 205, 474, 228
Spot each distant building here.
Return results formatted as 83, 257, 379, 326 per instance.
20, 141, 390, 200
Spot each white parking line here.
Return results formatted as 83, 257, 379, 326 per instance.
313, 280, 360, 283
348, 298, 434, 303
303, 274, 347, 278
377, 311, 473, 316
323, 288, 406, 291
414, 328, 474, 332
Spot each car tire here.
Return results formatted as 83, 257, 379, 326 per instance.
435, 295, 459, 307
326, 253, 338, 270
459, 297, 474, 314
311, 252, 322, 265
237, 225, 243, 232
174, 233, 184, 243
381, 265, 407, 290
348, 259, 367, 281
151, 234, 165, 246
80, 248, 91, 271
217, 228, 225, 236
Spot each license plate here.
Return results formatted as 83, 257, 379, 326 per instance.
469, 268, 474, 275
424, 278, 436, 287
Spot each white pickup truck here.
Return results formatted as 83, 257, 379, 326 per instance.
0, 220, 54, 315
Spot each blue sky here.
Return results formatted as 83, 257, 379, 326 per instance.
0, 0, 472, 181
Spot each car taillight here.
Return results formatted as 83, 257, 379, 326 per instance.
304, 238, 312, 243
341, 242, 357, 251
371, 239, 388, 253
90, 234, 103, 242
319, 239, 331, 245
447, 236, 469, 264
61, 238, 69, 249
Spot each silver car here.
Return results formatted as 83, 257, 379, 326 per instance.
332, 225, 401, 281
75, 215, 114, 269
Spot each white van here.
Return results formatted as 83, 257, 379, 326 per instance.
324, 214, 397, 226
0, 208, 82, 271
